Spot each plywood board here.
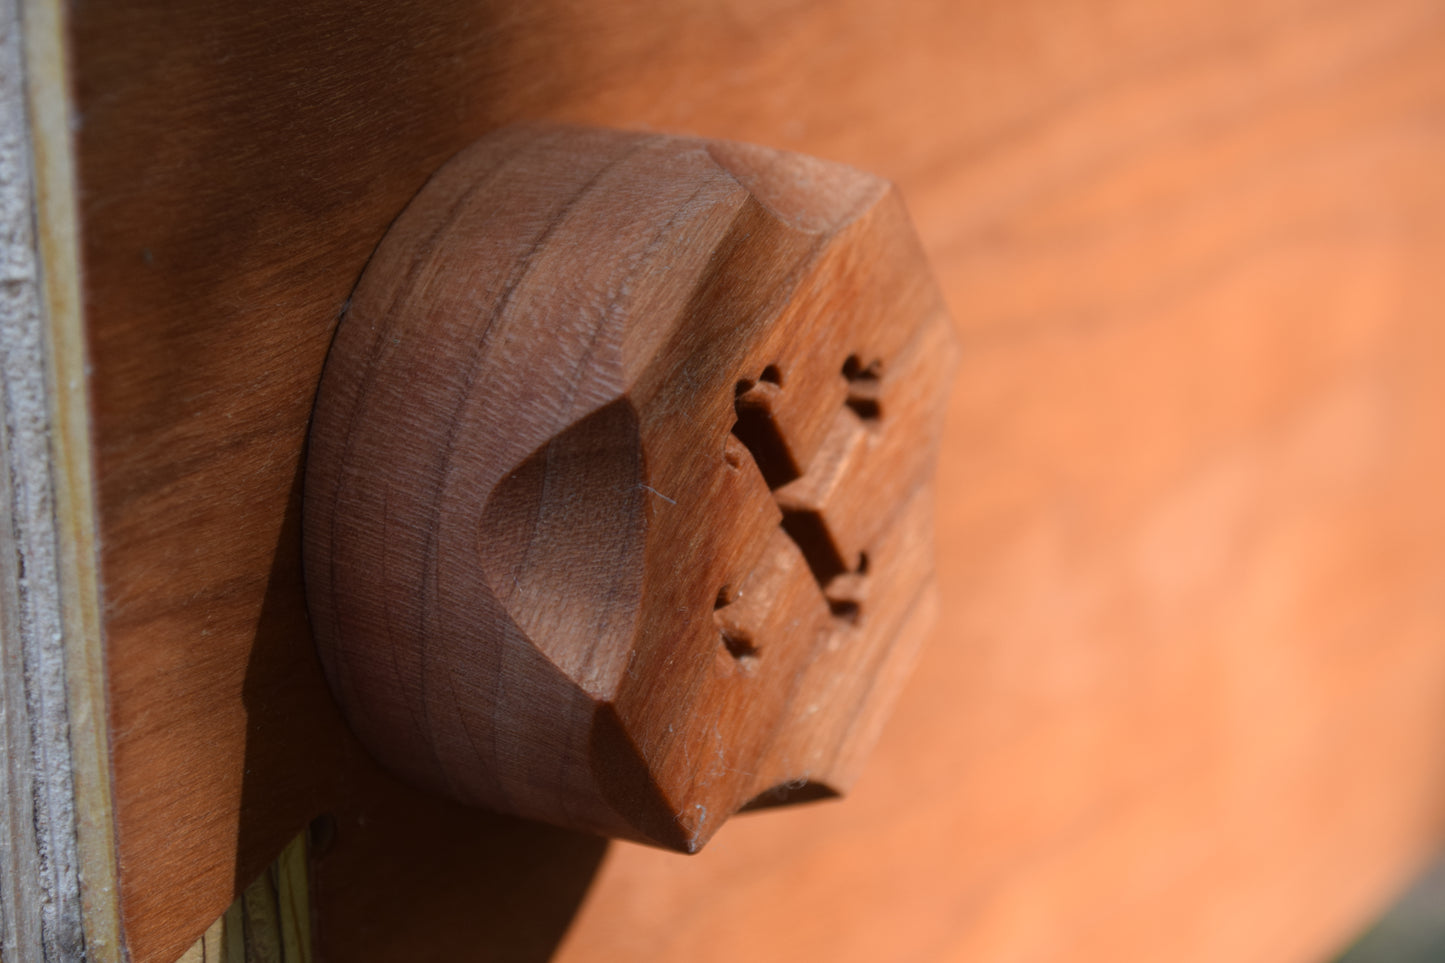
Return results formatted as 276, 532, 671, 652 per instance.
62, 0, 1445, 960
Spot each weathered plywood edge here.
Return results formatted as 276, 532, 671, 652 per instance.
0, 3, 72, 957
0, 0, 120, 959
24, 0, 121, 950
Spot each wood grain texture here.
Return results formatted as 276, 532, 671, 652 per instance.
304, 125, 954, 851
63, 0, 1445, 960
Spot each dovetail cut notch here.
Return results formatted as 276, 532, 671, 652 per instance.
302, 125, 957, 852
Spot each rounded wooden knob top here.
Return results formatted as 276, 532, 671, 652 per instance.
303, 125, 957, 851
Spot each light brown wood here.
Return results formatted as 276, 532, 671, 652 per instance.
304, 126, 955, 851
55, 0, 1445, 960
175, 831, 311, 963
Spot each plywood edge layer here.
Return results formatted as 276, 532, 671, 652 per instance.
0, 0, 120, 958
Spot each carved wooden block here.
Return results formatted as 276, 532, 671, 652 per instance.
303, 125, 956, 851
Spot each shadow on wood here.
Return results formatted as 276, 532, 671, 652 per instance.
236, 463, 608, 961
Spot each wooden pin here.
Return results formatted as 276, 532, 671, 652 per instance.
302, 125, 957, 852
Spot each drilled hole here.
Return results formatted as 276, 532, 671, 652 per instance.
843, 354, 883, 421
720, 629, 759, 663
732, 409, 798, 487
760, 364, 783, 385
846, 396, 881, 421
308, 813, 338, 858
842, 354, 881, 381
780, 510, 848, 587
857, 552, 870, 574
828, 598, 861, 623
715, 584, 736, 609
732, 373, 801, 488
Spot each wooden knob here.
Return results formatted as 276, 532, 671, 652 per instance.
303, 125, 957, 852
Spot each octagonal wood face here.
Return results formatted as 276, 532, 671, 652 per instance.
303, 125, 957, 852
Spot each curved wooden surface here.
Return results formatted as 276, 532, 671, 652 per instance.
304, 126, 955, 850
62, 0, 1445, 960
